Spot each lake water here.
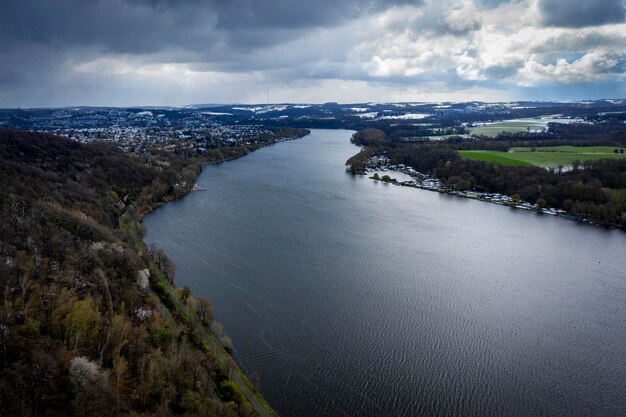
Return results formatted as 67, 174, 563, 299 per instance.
144, 129, 626, 417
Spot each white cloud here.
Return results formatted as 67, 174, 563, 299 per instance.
444, 1, 483, 33
518, 50, 624, 84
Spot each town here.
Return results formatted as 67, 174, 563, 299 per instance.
0, 107, 276, 157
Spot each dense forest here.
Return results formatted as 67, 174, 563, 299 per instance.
0, 129, 277, 417
348, 128, 626, 229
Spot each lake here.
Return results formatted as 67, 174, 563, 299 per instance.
144, 129, 626, 417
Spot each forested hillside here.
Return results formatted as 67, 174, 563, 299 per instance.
0, 129, 266, 417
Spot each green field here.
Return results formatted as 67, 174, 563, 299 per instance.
469, 121, 544, 137
457, 150, 533, 166
459, 146, 626, 168
510, 145, 623, 154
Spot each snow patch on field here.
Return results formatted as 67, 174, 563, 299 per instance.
202, 111, 233, 116
380, 113, 430, 120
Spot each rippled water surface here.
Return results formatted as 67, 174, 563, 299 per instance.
144, 129, 626, 417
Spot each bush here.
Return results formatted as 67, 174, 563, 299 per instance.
151, 280, 175, 310
219, 380, 243, 405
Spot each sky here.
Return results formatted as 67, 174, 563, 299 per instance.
1, 0, 625, 107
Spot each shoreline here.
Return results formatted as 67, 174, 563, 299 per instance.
364, 168, 623, 230
136, 152, 253, 220
137, 130, 310, 220
135, 129, 310, 416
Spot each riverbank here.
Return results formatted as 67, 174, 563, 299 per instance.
146, 263, 278, 417
136, 128, 310, 415
347, 127, 626, 230
137, 129, 310, 220
363, 164, 623, 230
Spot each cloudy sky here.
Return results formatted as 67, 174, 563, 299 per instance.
1, 0, 625, 107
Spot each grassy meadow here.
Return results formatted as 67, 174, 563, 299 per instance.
459, 146, 626, 168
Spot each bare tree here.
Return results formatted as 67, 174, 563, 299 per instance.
196, 297, 214, 326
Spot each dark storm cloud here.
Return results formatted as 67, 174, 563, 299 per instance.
0, 1, 217, 55
0, 1, 415, 86
539, 0, 626, 28
0, 0, 428, 105
1, 0, 421, 54
207, 0, 419, 30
